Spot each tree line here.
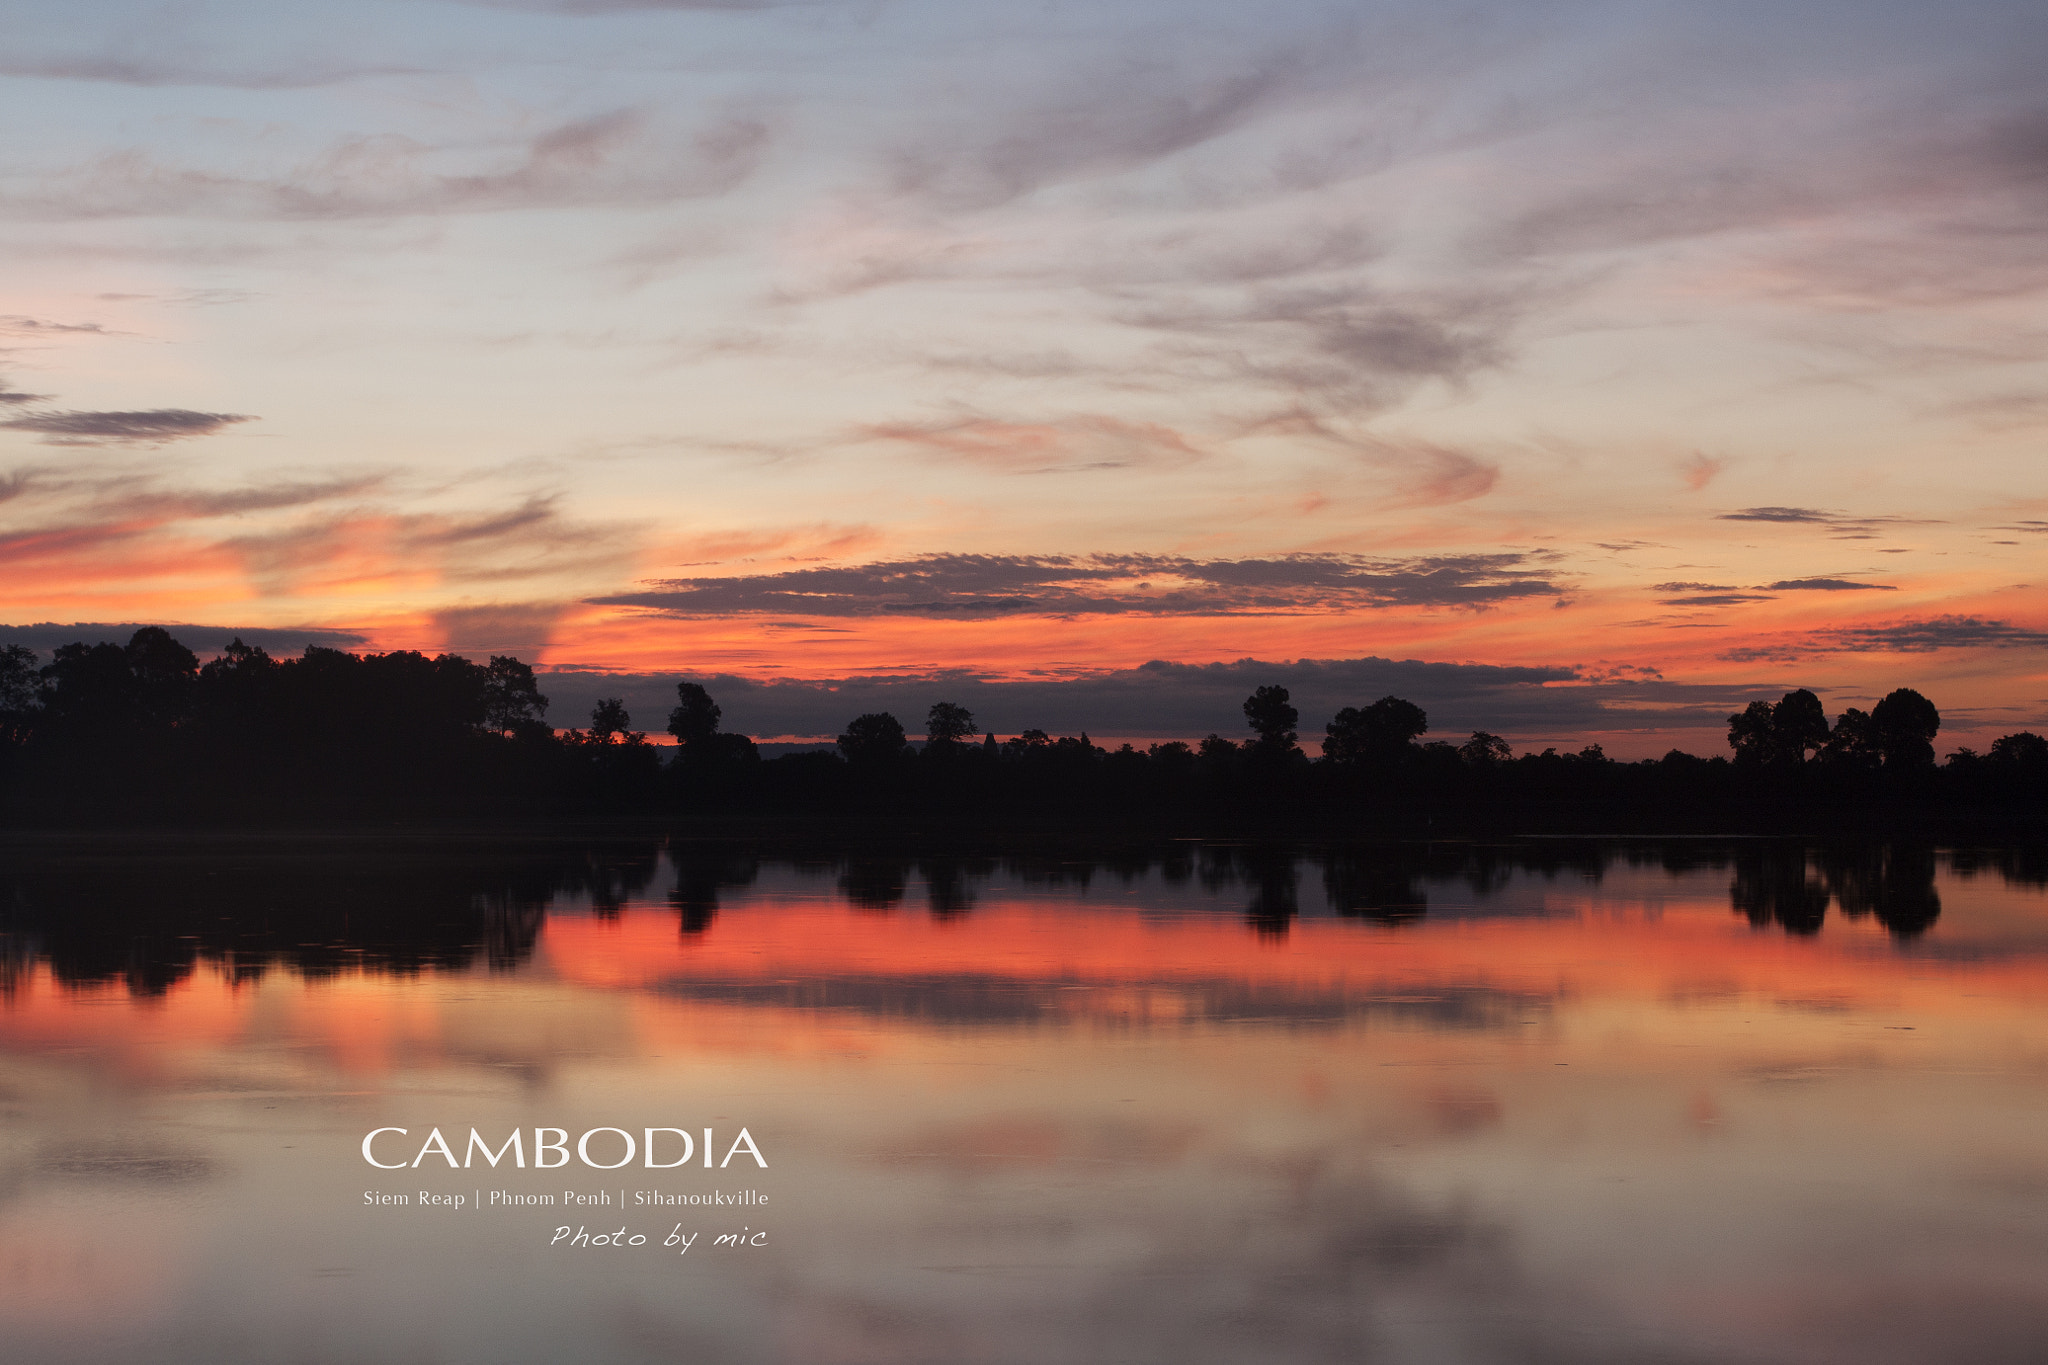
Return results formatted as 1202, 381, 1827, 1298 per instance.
0, 629, 2042, 828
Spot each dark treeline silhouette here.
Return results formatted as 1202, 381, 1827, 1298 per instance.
4, 835, 2016, 1000
2, 630, 2046, 832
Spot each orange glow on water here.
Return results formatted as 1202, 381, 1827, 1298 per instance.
6, 890, 2044, 1078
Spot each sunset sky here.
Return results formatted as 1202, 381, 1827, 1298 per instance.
3, 0, 2044, 753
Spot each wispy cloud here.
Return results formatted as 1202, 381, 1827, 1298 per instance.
1759, 578, 1897, 592
1721, 615, 2048, 662
1112, 284, 1519, 416
0, 470, 387, 568
10, 110, 770, 221
482, 0, 787, 11
594, 551, 1563, 618
1239, 411, 1498, 506
430, 601, 574, 657
1659, 593, 1774, 607
883, 40, 1333, 212
0, 460, 634, 604
1716, 507, 1941, 539
1677, 454, 1726, 491
215, 493, 640, 595
0, 409, 255, 445
864, 415, 1205, 475
0, 316, 109, 337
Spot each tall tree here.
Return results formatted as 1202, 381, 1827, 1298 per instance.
482, 655, 551, 740
1820, 707, 1880, 769
668, 682, 722, 747
1243, 685, 1299, 750
587, 698, 634, 743
838, 712, 907, 766
1323, 695, 1428, 763
0, 644, 37, 743
926, 701, 978, 746
1729, 688, 1829, 768
1459, 731, 1512, 764
1870, 688, 1940, 769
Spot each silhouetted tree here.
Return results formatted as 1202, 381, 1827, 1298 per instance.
1459, 731, 1512, 765
482, 655, 551, 740
122, 626, 201, 731
925, 701, 978, 747
0, 622, 2027, 834
1323, 695, 1428, 763
1197, 733, 1241, 778
1243, 685, 1299, 750
1819, 706, 1880, 770
0, 644, 38, 748
665, 680, 759, 782
839, 712, 908, 766
1004, 728, 1053, 757
1147, 740, 1195, 779
588, 698, 634, 742
1774, 689, 1829, 762
40, 630, 197, 746
668, 682, 721, 746
1727, 688, 1829, 768
568, 699, 660, 808
1989, 732, 2048, 768
1870, 688, 1940, 769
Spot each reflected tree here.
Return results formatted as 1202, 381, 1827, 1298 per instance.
668, 850, 761, 935
1816, 844, 1940, 939
839, 856, 913, 911
920, 855, 989, 919
1321, 855, 1428, 925
1730, 846, 1830, 935
1241, 848, 1299, 937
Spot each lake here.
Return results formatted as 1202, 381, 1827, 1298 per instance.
2, 836, 2045, 1364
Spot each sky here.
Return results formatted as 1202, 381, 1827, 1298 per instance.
1, 0, 2044, 754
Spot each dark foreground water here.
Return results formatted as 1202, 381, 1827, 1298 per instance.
2, 837, 2045, 1365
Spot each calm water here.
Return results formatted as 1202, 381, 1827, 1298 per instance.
2, 837, 2046, 1365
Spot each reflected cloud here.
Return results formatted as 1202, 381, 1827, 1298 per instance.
34, 1139, 215, 1187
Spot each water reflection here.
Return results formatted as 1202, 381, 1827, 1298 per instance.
0, 838, 1991, 999
1, 835, 2046, 1365
1730, 844, 1945, 938
0, 838, 641, 995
